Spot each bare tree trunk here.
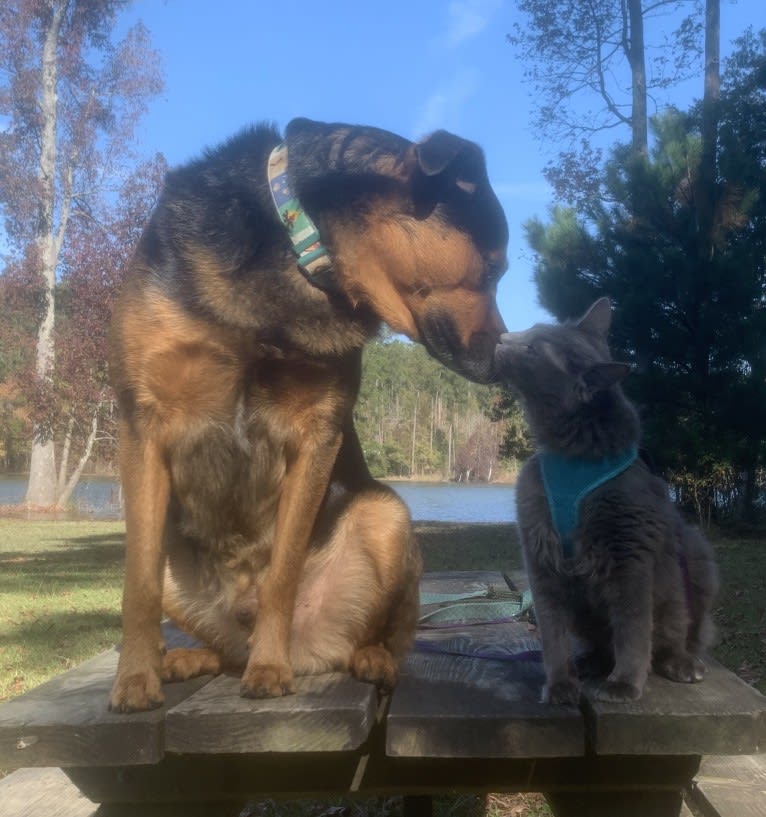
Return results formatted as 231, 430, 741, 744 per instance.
57, 416, 74, 496
429, 394, 434, 459
688, 0, 720, 405
410, 391, 419, 476
25, 0, 68, 507
56, 410, 99, 509
626, 0, 648, 156
378, 397, 384, 444
699, 0, 720, 259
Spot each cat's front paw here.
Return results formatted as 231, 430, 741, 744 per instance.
542, 679, 581, 706
594, 679, 642, 702
654, 653, 706, 683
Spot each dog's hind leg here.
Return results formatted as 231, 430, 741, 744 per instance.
353, 496, 421, 690
161, 647, 222, 682
340, 487, 421, 690
350, 548, 421, 692
290, 485, 421, 690
350, 644, 399, 691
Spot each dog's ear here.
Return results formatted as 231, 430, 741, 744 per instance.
579, 361, 632, 400
285, 117, 324, 140
409, 131, 487, 217
414, 130, 470, 177
577, 297, 613, 337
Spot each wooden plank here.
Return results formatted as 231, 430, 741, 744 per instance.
165, 671, 378, 753
66, 752, 364, 804
360, 751, 699, 795
67, 750, 701, 806
386, 634, 584, 759
0, 649, 210, 769
583, 658, 766, 756
689, 755, 766, 817
0, 767, 99, 817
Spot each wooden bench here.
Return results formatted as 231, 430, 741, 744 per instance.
1, 571, 764, 817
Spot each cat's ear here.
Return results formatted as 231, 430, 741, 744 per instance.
577, 297, 612, 336
580, 362, 632, 399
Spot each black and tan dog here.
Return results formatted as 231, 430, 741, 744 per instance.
108, 117, 508, 712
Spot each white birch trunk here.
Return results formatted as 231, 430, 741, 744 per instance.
25, 0, 67, 507
56, 411, 99, 509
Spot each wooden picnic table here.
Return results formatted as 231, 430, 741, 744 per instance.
1, 571, 764, 817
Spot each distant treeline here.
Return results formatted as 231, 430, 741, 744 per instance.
355, 338, 525, 482
0, 334, 529, 485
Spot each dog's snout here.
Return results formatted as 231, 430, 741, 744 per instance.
418, 309, 501, 383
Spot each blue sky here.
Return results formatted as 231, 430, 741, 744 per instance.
117, 0, 762, 332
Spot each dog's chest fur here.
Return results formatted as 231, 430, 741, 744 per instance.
136, 330, 356, 552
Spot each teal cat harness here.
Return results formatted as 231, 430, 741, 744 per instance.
538, 446, 639, 559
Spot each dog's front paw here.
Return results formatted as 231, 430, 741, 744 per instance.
351, 645, 398, 692
594, 679, 642, 702
654, 653, 706, 684
109, 668, 164, 713
241, 662, 295, 698
542, 679, 581, 706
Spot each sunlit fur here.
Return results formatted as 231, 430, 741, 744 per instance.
108, 117, 507, 712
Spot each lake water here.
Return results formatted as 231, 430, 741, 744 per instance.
389, 481, 516, 523
0, 475, 517, 524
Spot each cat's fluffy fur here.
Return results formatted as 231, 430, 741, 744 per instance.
495, 298, 718, 703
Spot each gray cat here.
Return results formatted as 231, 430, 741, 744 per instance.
495, 298, 718, 703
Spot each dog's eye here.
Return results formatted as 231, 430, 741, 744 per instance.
481, 257, 508, 289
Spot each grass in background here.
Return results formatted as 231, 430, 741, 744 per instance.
417, 522, 523, 572
710, 530, 766, 694
0, 519, 125, 702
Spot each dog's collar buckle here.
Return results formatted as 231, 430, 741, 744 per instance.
267, 143, 333, 283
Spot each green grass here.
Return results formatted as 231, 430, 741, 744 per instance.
709, 530, 766, 694
0, 519, 125, 702
417, 522, 524, 572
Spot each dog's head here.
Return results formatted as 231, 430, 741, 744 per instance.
285, 119, 509, 383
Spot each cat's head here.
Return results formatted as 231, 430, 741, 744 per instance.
494, 298, 632, 416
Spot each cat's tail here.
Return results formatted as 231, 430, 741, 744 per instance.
680, 523, 719, 655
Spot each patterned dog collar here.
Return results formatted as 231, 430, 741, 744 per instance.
267, 143, 332, 279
